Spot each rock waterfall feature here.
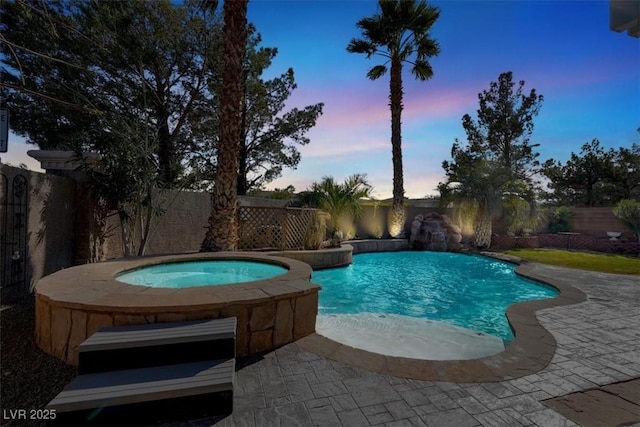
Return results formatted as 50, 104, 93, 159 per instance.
409, 213, 463, 252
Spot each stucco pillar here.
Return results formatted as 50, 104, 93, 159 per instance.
27, 150, 106, 264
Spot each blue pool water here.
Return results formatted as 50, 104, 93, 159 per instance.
116, 260, 287, 288
312, 252, 558, 343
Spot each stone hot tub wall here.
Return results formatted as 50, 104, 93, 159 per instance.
268, 245, 353, 270
35, 253, 320, 365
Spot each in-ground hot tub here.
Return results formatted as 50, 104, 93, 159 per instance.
35, 252, 320, 365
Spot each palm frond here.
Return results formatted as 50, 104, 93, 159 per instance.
416, 37, 440, 59
367, 64, 388, 80
411, 60, 433, 81
347, 38, 376, 56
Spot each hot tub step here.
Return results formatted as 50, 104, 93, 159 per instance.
48, 358, 235, 425
79, 317, 236, 374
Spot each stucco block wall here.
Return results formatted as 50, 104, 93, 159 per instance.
104, 189, 212, 258
492, 206, 634, 240
1, 164, 76, 290
145, 190, 212, 255
103, 193, 289, 259
569, 207, 632, 238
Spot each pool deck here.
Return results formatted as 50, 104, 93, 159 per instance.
168, 262, 640, 426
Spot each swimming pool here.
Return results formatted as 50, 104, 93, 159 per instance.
312, 251, 558, 345
116, 260, 288, 288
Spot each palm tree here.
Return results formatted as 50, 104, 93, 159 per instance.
201, 0, 249, 251
347, 0, 440, 237
440, 157, 505, 248
301, 174, 373, 236
440, 150, 538, 248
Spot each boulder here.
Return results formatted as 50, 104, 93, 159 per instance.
410, 212, 463, 252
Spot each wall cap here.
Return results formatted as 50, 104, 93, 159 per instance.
27, 150, 100, 171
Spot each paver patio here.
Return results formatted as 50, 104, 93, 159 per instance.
168, 263, 640, 427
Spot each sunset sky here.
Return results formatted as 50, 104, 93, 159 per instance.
3, 0, 639, 199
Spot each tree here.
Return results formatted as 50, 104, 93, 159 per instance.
300, 174, 373, 237
1, 0, 222, 257
201, 0, 248, 252
440, 71, 543, 248
610, 143, 640, 202
613, 199, 640, 243
1, 0, 104, 148
186, 29, 324, 195
541, 139, 616, 207
247, 185, 296, 200
347, 0, 440, 237
439, 152, 507, 248
1, 0, 221, 186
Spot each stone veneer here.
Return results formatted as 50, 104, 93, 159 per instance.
348, 239, 409, 254
268, 240, 409, 269
35, 253, 320, 365
268, 245, 353, 270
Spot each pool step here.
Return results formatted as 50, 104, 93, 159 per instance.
48, 359, 235, 425
78, 317, 236, 374
48, 317, 237, 424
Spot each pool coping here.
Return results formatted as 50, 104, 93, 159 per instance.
297, 251, 588, 383
35, 252, 316, 312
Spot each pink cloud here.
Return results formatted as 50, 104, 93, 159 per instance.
290, 81, 477, 136
300, 130, 389, 158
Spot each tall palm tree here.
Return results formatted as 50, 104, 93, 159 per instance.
201, 0, 249, 251
347, 0, 440, 237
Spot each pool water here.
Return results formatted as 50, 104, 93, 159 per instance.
312, 252, 558, 343
116, 260, 288, 288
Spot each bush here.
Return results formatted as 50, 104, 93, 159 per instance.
303, 214, 326, 250
613, 199, 640, 243
549, 207, 574, 233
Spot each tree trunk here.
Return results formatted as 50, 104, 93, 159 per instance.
237, 137, 248, 196
118, 206, 132, 257
137, 186, 154, 256
201, 0, 248, 252
156, 90, 177, 186
237, 68, 249, 196
474, 204, 492, 249
389, 55, 404, 237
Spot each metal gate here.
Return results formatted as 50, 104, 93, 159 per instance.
1, 172, 29, 303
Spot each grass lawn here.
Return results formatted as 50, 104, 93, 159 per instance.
505, 248, 640, 275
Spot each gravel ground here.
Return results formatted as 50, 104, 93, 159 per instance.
1, 295, 76, 427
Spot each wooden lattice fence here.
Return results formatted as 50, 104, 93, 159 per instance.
238, 206, 326, 250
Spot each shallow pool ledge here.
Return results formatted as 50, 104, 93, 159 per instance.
35, 252, 320, 365
267, 239, 410, 270
297, 257, 587, 383
267, 244, 353, 270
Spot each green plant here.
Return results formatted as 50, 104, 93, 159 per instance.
549, 207, 574, 233
522, 210, 547, 234
613, 199, 640, 242
303, 214, 326, 250
369, 225, 383, 239
503, 197, 547, 236
330, 230, 344, 247
301, 174, 373, 235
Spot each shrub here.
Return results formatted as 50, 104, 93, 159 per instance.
303, 214, 326, 250
549, 207, 574, 233
613, 199, 640, 243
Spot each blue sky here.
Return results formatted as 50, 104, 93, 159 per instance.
3, 0, 639, 198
